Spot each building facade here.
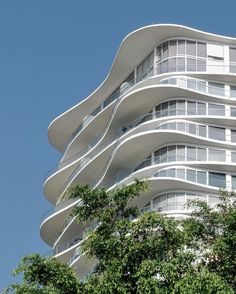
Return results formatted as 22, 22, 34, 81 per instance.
40, 24, 236, 279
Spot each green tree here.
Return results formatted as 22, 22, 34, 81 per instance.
4, 253, 82, 294
4, 182, 235, 293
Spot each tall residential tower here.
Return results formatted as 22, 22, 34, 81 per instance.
40, 24, 236, 279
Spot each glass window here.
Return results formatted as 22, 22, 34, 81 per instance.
167, 145, 176, 162
159, 147, 167, 163
186, 41, 196, 56
197, 80, 207, 92
162, 42, 168, 59
177, 122, 186, 132
178, 40, 185, 55
197, 171, 207, 185
169, 58, 176, 72
208, 148, 226, 161
162, 60, 168, 73
197, 42, 206, 57
230, 48, 236, 62
155, 104, 161, 117
187, 169, 196, 182
197, 102, 206, 115
209, 126, 225, 141
175, 193, 185, 210
198, 125, 206, 137
197, 59, 206, 71
157, 46, 162, 60
232, 152, 236, 162
161, 102, 168, 116
230, 64, 236, 73
187, 146, 196, 161
232, 176, 236, 190
209, 172, 226, 188
167, 193, 176, 210
187, 78, 196, 90
177, 168, 186, 179
167, 169, 176, 177
231, 130, 236, 143
169, 40, 177, 56
197, 147, 207, 161
168, 122, 177, 129
176, 145, 185, 161
136, 52, 154, 82
230, 86, 236, 98
188, 123, 197, 135
187, 101, 197, 115
177, 57, 185, 71
177, 100, 185, 115
231, 107, 236, 117
187, 58, 196, 71
158, 170, 167, 177
169, 100, 176, 116
208, 103, 225, 116
208, 82, 225, 96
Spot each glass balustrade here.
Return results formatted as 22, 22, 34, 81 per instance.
53, 222, 98, 256
41, 198, 81, 224
103, 145, 235, 190
45, 74, 236, 183
142, 192, 221, 213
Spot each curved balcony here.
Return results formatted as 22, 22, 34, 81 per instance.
48, 24, 236, 152
45, 74, 236, 186
44, 79, 236, 204
45, 117, 236, 207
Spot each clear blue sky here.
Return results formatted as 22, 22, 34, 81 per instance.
1, 0, 236, 290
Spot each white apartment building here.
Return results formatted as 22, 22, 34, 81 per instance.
40, 24, 236, 279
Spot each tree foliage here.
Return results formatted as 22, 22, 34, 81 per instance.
4, 182, 236, 293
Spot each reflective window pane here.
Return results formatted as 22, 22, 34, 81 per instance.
169, 40, 177, 56
197, 80, 207, 92
209, 126, 225, 141
231, 130, 236, 143
197, 102, 206, 115
208, 82, 225, 96
177, 100, 185, 115
167, 169, 176, 177
198, 125, 206, 137
197, 42, 206, 57
169, 58, 176, 72
187, 169, 196, 182
187, 146, 196, 161
230, 86, 236, 98
176, 145, 185, 161
230, 48, 236, 62
178, 40, 185, 55
169, 100, 176, 116
208, 148, 225, 161
167, 145, 176, 162
188, 123, 197, 135
209, 172, 226, 188
232, 176, 236, 190
177, 168, 185, 179
177, 57, 185, 71
197, 171, 207, 185
231, 107, 236, 117
187, 101, 197, 115
197, 148, 207, 161
187, 58, 196, 71
186, 41, 196, 56
197, 58, 206, 71
163, 42, 168, 59
208, 103, 225, 116
232, 152, 236, 163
